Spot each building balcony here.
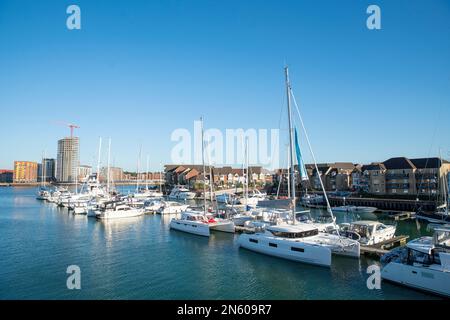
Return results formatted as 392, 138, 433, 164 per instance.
385, 174, 409, 179
386, 183, 410, 189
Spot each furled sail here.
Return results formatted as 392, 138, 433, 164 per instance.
294, 128, 308, 181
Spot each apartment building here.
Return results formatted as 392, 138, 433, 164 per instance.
13, 161, 38, 183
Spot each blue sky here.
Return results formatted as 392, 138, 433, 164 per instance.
0, 0, 449, 171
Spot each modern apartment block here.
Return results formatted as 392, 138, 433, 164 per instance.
13, 161, 38, 183
37, 158, 56, 182
56, 137, 80, 183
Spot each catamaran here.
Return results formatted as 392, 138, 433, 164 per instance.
381, 226, 450, 297
237, 67, 360, 265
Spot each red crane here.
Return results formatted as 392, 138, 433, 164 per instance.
54, 121, 80, 138
67, 124, 80, 138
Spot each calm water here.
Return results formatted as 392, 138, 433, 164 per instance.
0, 187, 440, 300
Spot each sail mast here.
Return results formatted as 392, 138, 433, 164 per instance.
107, 138, 111, 194
200, 117, 207, 216
146, 155, 149, 191
136, 145, 142, 193
96, 137, 102, 183
285, 66, 296, 224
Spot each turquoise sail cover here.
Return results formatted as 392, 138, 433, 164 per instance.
294, 128, 308, 181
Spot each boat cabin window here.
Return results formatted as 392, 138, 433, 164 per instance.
407, 249, 432, 266
351, 225, 372, 238
270, 229, 318, 238
291, 247, 304, 252
376, 224, 386, 231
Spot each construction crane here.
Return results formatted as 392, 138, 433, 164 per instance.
54, 121, 80, 138
67, 124, 80, 138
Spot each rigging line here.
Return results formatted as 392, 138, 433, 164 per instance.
289, 89, 335, 220
415, 102, 444, 206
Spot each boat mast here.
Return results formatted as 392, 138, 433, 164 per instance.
136, 145, 142, 193
245, 138, 249, 204
41, 150, 45, 188
96, 137, 102, 184
208, 159, 214, 208
200, 117, 207, 216
287, 145, 290, 198
159, 162, 163, 193
107, 138, 111, 194
146, 155, 149, 191
285, 66, 296, 224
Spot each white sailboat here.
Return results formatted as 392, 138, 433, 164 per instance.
416, 172, 450, 224
170, 117, 235, 236
238, 67, 360, 264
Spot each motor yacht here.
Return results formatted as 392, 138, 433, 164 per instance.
156, 201, 189, 214
95, 201, 144, 220
168, 186, 196, 200
340, 221, 396, 245
169, 210, 235, 237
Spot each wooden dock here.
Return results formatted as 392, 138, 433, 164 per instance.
360, 235, 409, 259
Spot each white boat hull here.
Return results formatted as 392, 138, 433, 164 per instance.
209, 220, 235, 233
382, 262, 450, 298
237, 233, 332, 267
96, 209, 144, 220
169, 219, 210, 237
158, 204, 189, 215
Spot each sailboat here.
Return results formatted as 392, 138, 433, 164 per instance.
416, 172, 450, 224
36, 152, 50, 200
169, 117, 235, 236
238, 67, 360, 265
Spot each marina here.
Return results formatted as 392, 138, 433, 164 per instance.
0, 185, 446, 299
1, 1, 449, 304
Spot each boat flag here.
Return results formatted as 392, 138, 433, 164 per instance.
294, 128, 308, 181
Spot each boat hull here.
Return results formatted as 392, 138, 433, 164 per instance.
96, 210, 144, 220
209, 220, 235, 233
237, 233, 331, 267
381, 262, 450, 298
169, 219, 210, 237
